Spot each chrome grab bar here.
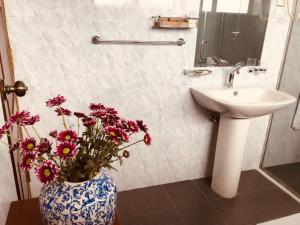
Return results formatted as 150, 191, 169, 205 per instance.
92, 36, 186, 46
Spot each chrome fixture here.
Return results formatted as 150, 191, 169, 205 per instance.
152, 16, 198, 29
1, 80, 28, 97
183, 69, 212, 76
92, 36, 186, 46
227, 61, 246, 89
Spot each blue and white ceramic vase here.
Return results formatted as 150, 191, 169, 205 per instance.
39, 170, 117, 225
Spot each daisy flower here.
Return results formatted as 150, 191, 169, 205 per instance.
9, 111, 30, 125
57, 130, 78, 142
74, 112, 86, 118
20, 138, 36, 152
89, 103, 105, 111
56, 142, 77, 161
20, 152, 36, 170
82, 117, 96, 127
49, 130, 58, 138
55, 107, 72, 116
136, 120, 148, 133
144, 133, 152, 145
46, 95, 66, 108
36, 138, 52, 155
127, 120, 139, 133
20, 115, 40, 126
35, 160, 60, 184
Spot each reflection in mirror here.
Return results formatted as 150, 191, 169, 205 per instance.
195, 0, 271, 67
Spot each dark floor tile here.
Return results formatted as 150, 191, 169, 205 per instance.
163, 180, 207, 208
119, 216, 141, 225
131, 185, 173, 214
139, 209, 184, 225
117, 191, 138, 219
238, 170, 276, 195
265, 163, 300, 195
211, 194, 262, 225
178, 202, 226, 225
192, 178, 222, 200
250, 188, 300, 222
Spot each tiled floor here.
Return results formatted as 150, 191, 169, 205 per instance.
265, 162, 300, 197
117, 170, 300, 225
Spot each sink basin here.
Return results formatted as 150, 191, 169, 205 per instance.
191, 88, 296, 118
190, 87, 296, 198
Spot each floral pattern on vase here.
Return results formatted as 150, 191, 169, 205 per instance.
39, 170, 117, 225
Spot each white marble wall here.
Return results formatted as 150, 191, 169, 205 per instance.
3, 0, 292, 197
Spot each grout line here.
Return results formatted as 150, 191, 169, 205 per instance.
161, 184, 188, 225
257, 168, 300, 203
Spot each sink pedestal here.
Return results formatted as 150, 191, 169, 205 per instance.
211, 115, 250, 198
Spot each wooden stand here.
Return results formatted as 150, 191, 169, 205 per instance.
6, 198, 121, 225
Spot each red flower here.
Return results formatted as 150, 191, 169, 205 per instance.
9, 111, 30, 125
144, 133, 152, 145
74, 112, 86, 118
55, 107, 72, 116
10, 141, 20, 152
137, 120, 148, 133
35, 160, 60, 184
36, 138, 52, 155
90, 110, 106, 119
56, 142, 77, 161
127, 120, 139, 133
105, 126, 121, 144
57, 130, 78, 142
0, 122, 11, 139
20, 115, 40, 126
82, 117, 96, 127
20, 138, 36, 152
46, 95, 66, 108
121, 130, 129, 142
89, 103, 105, 111
20, 152, 36, 170
49, 130, 58, 138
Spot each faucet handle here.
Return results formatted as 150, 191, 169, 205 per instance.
235, 61, 246, 67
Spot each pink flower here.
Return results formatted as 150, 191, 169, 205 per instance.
10, 141, 20, 152
137, 120, 148, 133
121, 130, 129, 142
46, 95, 66, 108
144, 133, 152, 145
9, 111, 30, 125
89, 103, 105, 111
90, 110, 106, 119
56, 142, 77, 161
20, 115, 40, 126
20, 152, 36, 170
0, 122, 11, 139
20, 138, 36, 152
49, 130, 58, 138
74, 112, 86, 118
55, 107, 72, 116
105, 126, 125, 144
82, 117, 96, 127
36, 138, 52, 155
57, 130, 78, 142
35, 160, 60, 184
127, 120, 139, 133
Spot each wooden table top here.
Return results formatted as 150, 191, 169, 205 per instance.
6, 198, 121, 225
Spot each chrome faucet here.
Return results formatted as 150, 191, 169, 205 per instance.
227, 61, 246, 88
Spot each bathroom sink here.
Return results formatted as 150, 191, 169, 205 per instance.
190, 88, 296, 119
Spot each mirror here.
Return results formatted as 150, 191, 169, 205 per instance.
195, 0, 272, 67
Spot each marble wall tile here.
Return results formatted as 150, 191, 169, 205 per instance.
3, 0, 292, 197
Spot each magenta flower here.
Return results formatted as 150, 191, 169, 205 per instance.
105, 126, 122, 144
20, 152, 36, 170
144, 133, 152, 145
121, 130, 129, 142
9, 111, 30, 125
49, 130, 58, 138
57, 130, 78, 142
89, 103, 105, 111
74, 112, 86, 118
56, 142, 77, 161
46, 95, 66, 108
10, 141, 20, 152
20, 138, 36, 152
35, 160, 60, 184
137, 120, 148, 133
36, 138, 52, 155
90, 110, 106, 119
20, 115, 40, 126
82, 117, 96, 127
55, 107, 72, 116
127, 120, 139, 133
0, 122, 11, 139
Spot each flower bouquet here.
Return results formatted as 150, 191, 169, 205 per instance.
0, 95, 151, 224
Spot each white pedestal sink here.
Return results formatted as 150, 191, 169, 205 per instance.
191, 88, 296, 198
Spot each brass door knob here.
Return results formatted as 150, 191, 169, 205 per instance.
4, 81, 28, 97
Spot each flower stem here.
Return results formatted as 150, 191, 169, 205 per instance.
77, 118, 80, 134
118, 140, 143, 151
22, 126, 30, 138
32, 125, 41, 140
59, 109, 68, 129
